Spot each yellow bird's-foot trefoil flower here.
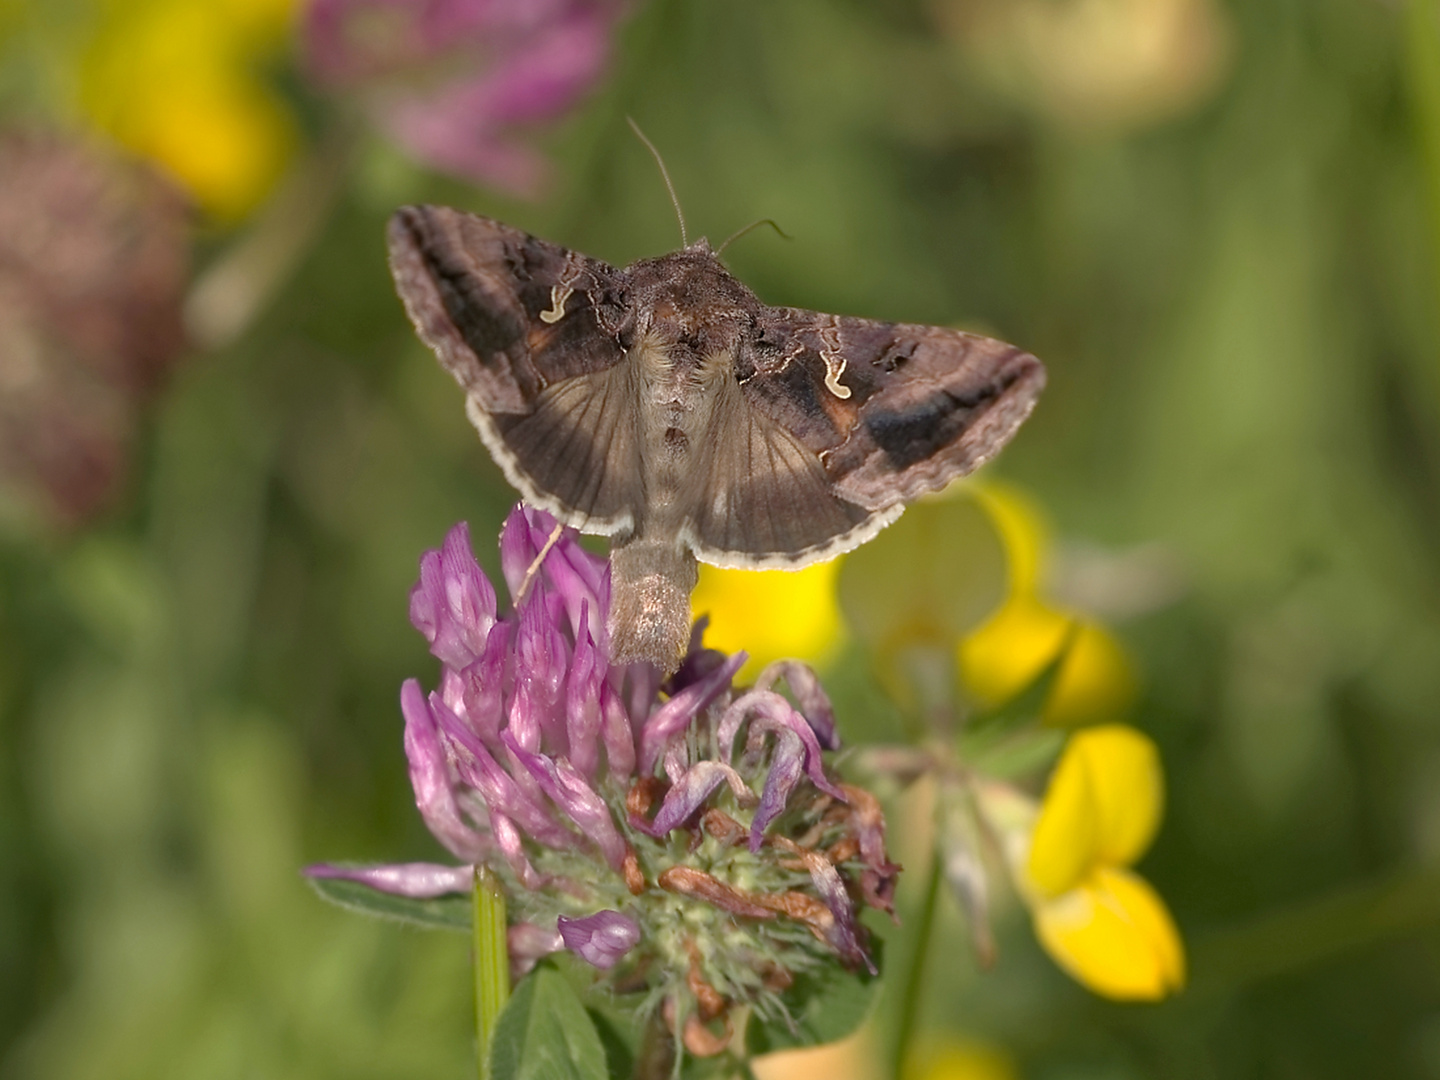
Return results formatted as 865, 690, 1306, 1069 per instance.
1019, 723, 1185, 1000
958, 482, 1138, 727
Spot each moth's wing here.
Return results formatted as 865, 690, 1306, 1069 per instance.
686, 308, 1044, 567
684, 380, 904, 568
388, 205, 641, 534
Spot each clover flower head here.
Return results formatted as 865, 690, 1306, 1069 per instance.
308, 506, 899, 1055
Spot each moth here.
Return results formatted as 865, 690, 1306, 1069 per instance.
388, 205, 1045, 672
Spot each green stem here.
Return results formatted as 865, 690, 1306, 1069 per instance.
473, 866, 510, 1080
888, 848, 942, 1080
1406, 0, 1440, 303
1191, 863, 1440, 993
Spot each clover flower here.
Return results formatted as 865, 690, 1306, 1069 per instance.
308, 506, 898, 1056
0, 132, 188, 527
302, 0, 629, 196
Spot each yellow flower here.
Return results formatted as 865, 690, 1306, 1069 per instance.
752, 1030, 876, 1080
957, 483, 1137, 726
77, 0, 298, 220
1022, 724, 1185, 1000
906, 1038, 1020, 1080
691, 561, 847, 681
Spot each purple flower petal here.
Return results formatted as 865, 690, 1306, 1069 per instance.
504, 733, 628, 870
640, 761, 754, 837
509, 921, 564, 977
428, 692, 576, 850
755, 660, 839, 751
557, 909, 641, 969
798, 849, 871, 974
508, 591, 569, 753
565, 607, 603, 778
719, 690, 847, 805
401, 679, 486, 861
409, 522, 497, 670
749, 731, 806, 850
599, 681, 635, 780
639, 651, 746, 773
440, 620, 512, 748
491, 810, 546, 889
304, 861, 473, 898
499, 506, 609, 645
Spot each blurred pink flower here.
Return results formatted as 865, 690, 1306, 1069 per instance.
0, 132, 189, 528
302, 0, 629, 195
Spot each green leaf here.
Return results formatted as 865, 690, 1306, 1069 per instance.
307, 875, 470, 932
745, 938, 884, 1055
489, 965, 609, 1080
585, 1006, 637, 1080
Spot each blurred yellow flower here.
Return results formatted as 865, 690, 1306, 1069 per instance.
934, 0, 1233, 136
1023, 724, 1185, 1001
78, 0, 299, 220
958, 483, 1137, 726
906, 1038, 1020, 1080
691, 560, 846, 681
753, 1029, 876, 1080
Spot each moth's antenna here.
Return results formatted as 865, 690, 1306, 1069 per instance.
626, 117, 687, 247
716, 218, 792, 256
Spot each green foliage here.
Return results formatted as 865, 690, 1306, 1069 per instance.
308, 876, 471, 932
3, 0, 1440, 1077
745, 939, 884, 1056
489, 966, 608, 1080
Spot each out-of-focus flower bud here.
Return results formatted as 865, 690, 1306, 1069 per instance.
0, 132, 188, 530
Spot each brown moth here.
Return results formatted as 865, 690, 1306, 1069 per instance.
388, 206, 1045, 672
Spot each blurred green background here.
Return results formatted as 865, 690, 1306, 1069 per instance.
2, 0, 1440, 1077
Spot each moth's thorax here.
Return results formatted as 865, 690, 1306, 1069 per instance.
626, 249, 759, 358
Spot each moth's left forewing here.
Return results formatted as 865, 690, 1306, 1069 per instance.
743, 309, 1045, 512
388, 205, 645, 535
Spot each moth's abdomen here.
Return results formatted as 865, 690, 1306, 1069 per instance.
608, 540, 697, 673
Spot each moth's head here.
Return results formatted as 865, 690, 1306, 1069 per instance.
626, 247, 760, 355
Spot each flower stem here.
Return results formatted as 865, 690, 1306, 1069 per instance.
473, 866, 509, 1080
888, 847, 942, 1080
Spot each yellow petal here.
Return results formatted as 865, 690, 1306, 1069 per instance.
1043, 621, 1138, 727
1027, 724, 1164, 896
957, 595, 1072, 708
906, 1038, 1020, 1080
1033, 866, 1186, 1001
753, 1030, 875, 1080
970, 481, 1051, 595
78, 0, 297, 219
691, 561, 846, 680
1073, 723, 1163, 866
1025, 725, 1098, 897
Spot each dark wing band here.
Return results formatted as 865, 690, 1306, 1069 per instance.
740, 308, 1045, 511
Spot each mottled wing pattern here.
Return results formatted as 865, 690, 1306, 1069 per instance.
388, 205, 642, 533
686, 307, 1043, 566
739, 308, 1046, 510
